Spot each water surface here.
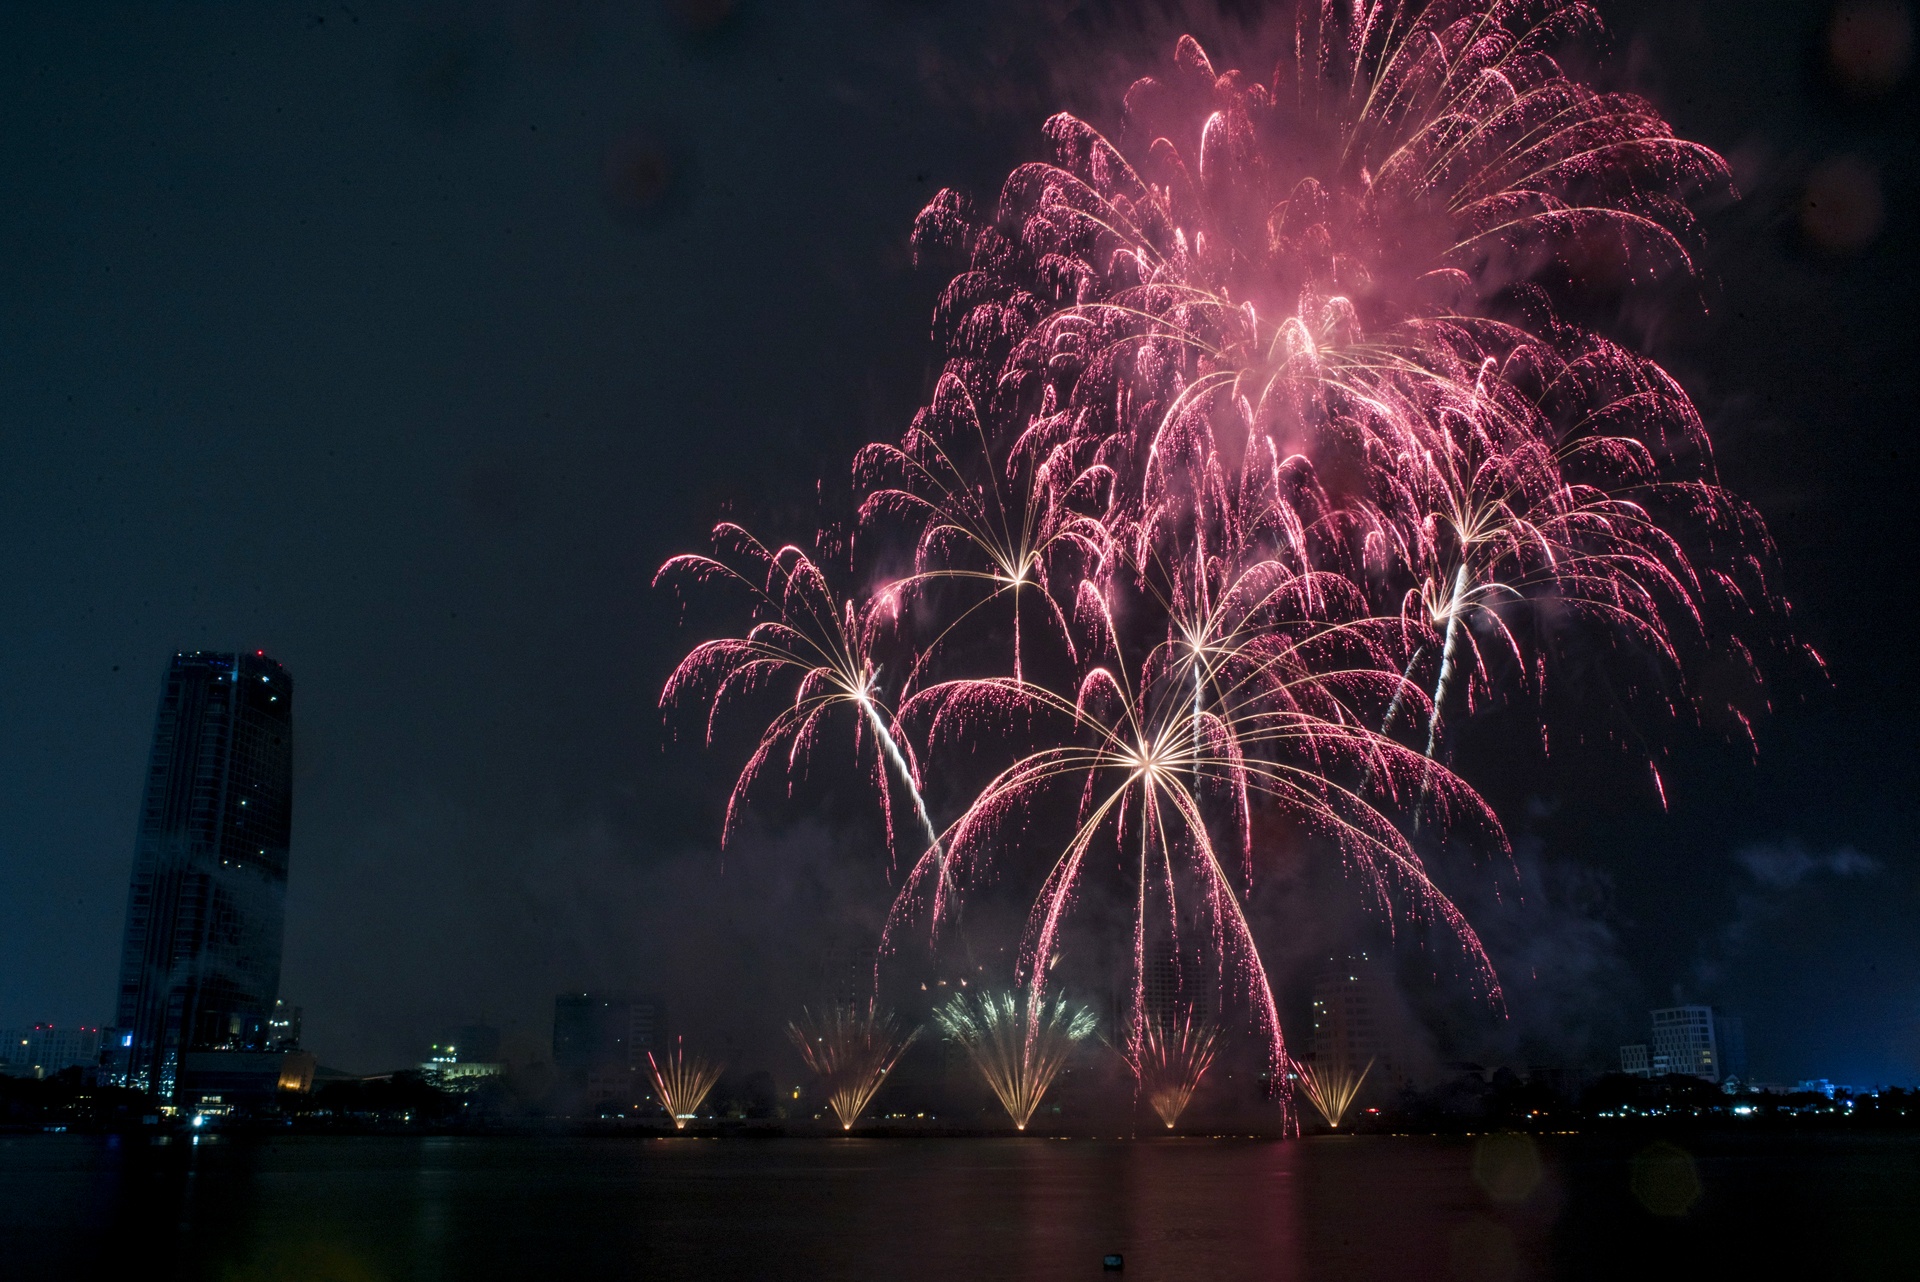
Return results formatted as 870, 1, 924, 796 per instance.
3, 1131, 1913, 1279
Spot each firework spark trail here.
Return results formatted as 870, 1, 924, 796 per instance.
916, 3, 1789, 771
864, 697, 947, 881
1133, 1013, 1220, 1129
660, 0, 1804, 1123
787, 1004, 921, 1130
1295, 1057, 1373, 1129
934, 989, 1096, 1130
647, 1039, 724, 1130
1392, 338, 1736, 757
856, 370, 1112, 687
888, 568, 1507, 1083
656, 525, 945, 868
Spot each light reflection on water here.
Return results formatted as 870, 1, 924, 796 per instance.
2, 1132, 1914, 1279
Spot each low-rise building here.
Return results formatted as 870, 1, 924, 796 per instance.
1650, 1006, 1721, 1083
0, 1024, 104, 1078
177, 1049, 317, 1109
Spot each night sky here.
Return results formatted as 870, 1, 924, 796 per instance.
1, 1, 1913, 1084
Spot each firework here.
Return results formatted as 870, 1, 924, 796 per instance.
1294, 1057, 1374, 1129
854, 369, 1114, 687
659, 2, 1802, 1132
1133, 1012, 1219, 1129
885, 564, 1505, 1089
647, 1038, 723, 1130
933, 989, 1096, 1130
657, 524, 943, 866
787, 1004, 921, 1130
930, 1, 1730, 434
915, 4, 1787, 774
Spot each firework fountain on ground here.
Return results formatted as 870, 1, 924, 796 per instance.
647, 1038, 724, 1130
659, 1, 1803, 1126
787, 1004, 922, 1130
1296, 1057, 1374, 1128
1134, 1013, 1222, 1129
934, 990, 1098, 1130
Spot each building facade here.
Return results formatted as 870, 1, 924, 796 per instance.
553, 992, 666, 1101
112, 651, 294, 1097
420, 1023, 505, 1093
1649, 1006, 1722, 1083
820, 942, 878, 1009
268, 1000, 303, 1050
1141, 936, 1215, 1032
1717, 1014, 1749, 1083
0, 1025, 104, 1078
1308, 955, 1411, 1095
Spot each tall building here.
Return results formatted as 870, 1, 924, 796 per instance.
553, 992, 665, 1101
113, 651, 294, 1097
1649, 1006, 1721, 1083
1142, 937, 1179, 1031
1717, 1014, 1749, 1083
1308, 955, 1411, 1093
1137, 936, 1214, 1034
820, 942, 878, 1009
267, 1000, 302, 1050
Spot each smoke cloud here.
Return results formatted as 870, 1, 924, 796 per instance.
1734, 839, 1880, 889
1693, 838, 1882, 995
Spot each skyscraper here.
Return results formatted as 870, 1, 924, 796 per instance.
1308, 955, 1412, 1095
1717, 1013, 1749, 1083
553, 992, 666, 1102
113, 651, 294, 1096
821, 940, 878, 1009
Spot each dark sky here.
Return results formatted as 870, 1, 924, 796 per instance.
0, 1, 1913, 1084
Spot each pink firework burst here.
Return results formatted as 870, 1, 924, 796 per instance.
656, 523, 942, 865
659, 1, 1804, 1126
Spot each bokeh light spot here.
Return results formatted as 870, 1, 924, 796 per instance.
602, 132, 681, 222
1471, 1131, 1543, 1204
1801, 155, 1885, 255
1828, 0, 1914, 95
1630, 1141, 1702, 1217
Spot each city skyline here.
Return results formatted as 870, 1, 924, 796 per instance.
0, 628, 1905, 1090
1, 6, 1914, 1279
0, 1, 1913, 1087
